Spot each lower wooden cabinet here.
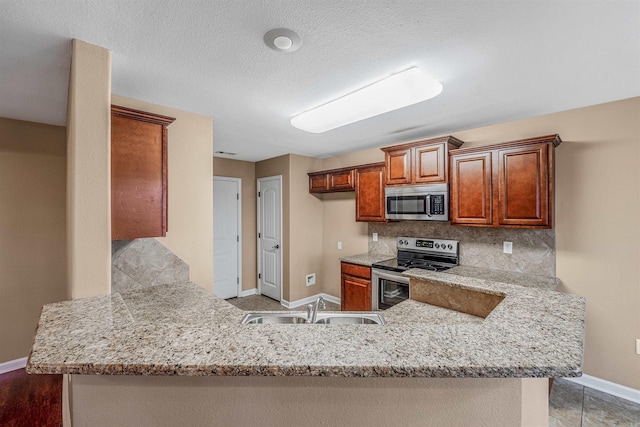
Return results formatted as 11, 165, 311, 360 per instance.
449, 134, 561, 228
340, 262, 372, 311
355, 162, 386, 222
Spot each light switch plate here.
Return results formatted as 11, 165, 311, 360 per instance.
337, 241, 342, 250
503, 241, 513, 254
373, 233, 378, 242
636, 339, 640, 355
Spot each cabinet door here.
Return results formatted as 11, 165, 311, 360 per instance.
450, 151, 493, 225
414, 142, 446, 183
309, 173, 329, 193
356, 164, 386, 222
497, 143, 549, 226
111, 115, 166, 239
341, 274, 372, 311
384, 148, 412, 185
329, 169, 355, 191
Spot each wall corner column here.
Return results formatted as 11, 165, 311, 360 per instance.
66, 39, 112, 298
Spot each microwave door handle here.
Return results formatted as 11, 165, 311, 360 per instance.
426, 194, 432, 217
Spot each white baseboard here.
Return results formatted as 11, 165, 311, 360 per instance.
0, 357, 27, 374
281, 293, 340, 309
566, 374, 640, 404
240, 288, 258, 297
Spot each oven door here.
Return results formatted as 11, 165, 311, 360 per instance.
371, 269, 410, 310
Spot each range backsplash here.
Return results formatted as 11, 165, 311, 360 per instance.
368, 222, 555, 277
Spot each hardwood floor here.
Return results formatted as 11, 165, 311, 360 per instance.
0, 368, 62, 427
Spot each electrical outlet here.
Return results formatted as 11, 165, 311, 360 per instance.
503, 241, 513, 254
337, 241, 342, 250
372, 233, 378, 242
305, 273, 316, 287
636, 339, 640, 355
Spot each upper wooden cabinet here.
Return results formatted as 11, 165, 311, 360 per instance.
355, 162, 386, 222
449, 134, 561, 228
308, 167, 355, 193
381, 136, 464, 186
111, 105, 175, 240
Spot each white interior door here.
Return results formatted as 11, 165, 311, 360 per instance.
213, 177, 241, 299
257, 176, 282, 301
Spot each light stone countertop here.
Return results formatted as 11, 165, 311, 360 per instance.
339, 252, 394, 266
27, 276, 585, 378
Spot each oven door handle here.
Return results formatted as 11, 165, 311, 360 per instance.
372, 269, 410, 284
426, 194, 432, 217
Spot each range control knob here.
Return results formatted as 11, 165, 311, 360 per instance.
435, 243, 440, 249
403, 240, 409, 245
447, 244, 453, 250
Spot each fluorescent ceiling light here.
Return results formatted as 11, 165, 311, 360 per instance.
291, 67, 443, 133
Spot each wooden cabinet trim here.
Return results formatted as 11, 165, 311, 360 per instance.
447, 134, 561, 156
111, 105, 176, 126
380, 135, 464, 153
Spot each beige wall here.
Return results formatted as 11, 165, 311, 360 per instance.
453, 97, 640, 389
288, 154, 324, 302
113, 96, 214, 289
213, 158, 257, 292
255, 155, 291, 299
320, 148, 384, 297
70, 375, 546, 427
0, 118, 67, 362
254, 154, 325, 302
67, 39, 112, 299
318, 97, 640, 389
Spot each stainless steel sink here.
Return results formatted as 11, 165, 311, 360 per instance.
241, 312, 308, 324
315, 312, 385, 325
241, 312, 385, 325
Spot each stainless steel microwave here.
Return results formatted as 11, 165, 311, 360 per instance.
385, 184, 449, 221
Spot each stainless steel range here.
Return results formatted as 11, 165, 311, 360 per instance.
371, 237, 459, 310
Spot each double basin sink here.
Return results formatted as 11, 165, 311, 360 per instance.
241, 312, 385, 325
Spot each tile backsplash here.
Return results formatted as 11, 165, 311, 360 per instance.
111, 238, 190, 293
368, 222, 555, 277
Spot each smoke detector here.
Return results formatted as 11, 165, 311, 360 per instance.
264, 28, 301, 52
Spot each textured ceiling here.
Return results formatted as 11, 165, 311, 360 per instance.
1, 1, 639, 161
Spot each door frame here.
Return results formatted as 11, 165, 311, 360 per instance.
213, 176, 242, 298
256, 175, 283, 301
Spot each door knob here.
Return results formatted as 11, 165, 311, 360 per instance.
272, 244, 280, 249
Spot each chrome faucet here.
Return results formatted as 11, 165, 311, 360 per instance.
306, 296, 326, 323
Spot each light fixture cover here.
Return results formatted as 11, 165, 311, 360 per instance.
291, 67, 443, 133
264, 28, 301, 52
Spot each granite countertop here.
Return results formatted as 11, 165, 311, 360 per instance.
27, 275, 585, 378
444, 265, 560, 290
340, 252, 394, 266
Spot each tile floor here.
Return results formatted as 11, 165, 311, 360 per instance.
550, 378, 640, 426
227, 294, 640, 426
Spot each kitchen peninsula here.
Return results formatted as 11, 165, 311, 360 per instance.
28, 274, 584, 426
